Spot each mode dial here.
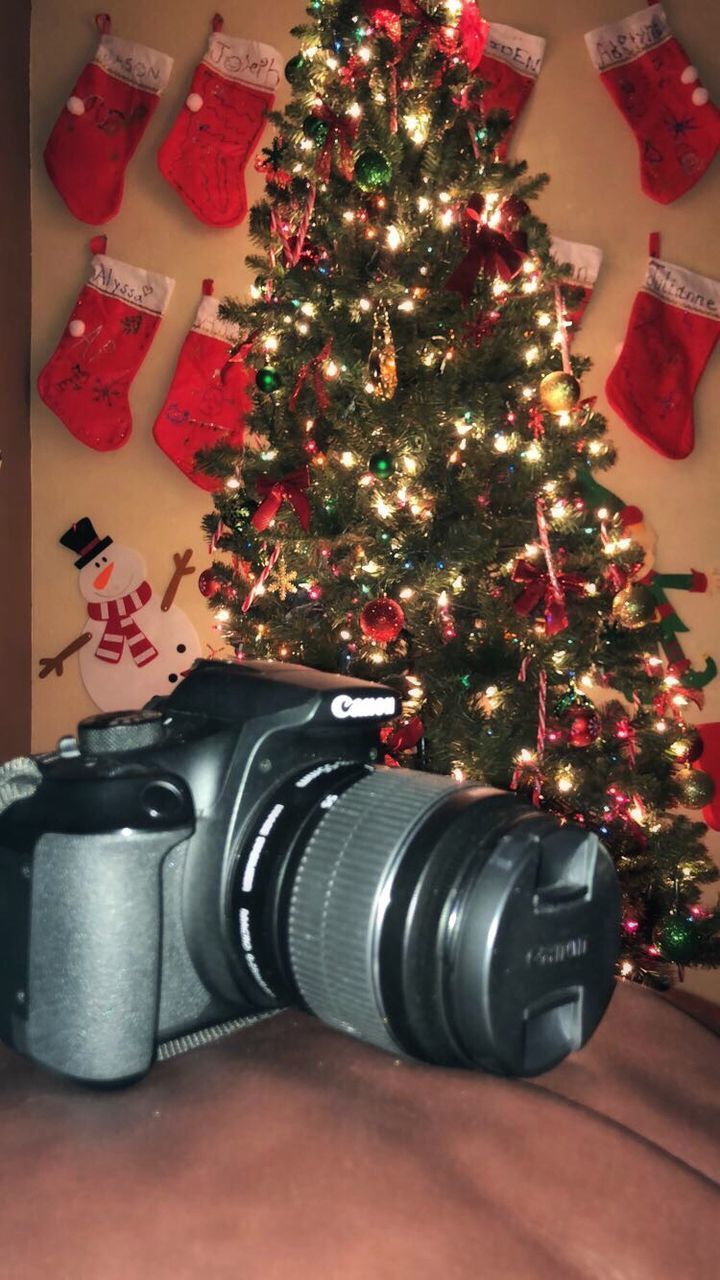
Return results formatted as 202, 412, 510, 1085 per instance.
78, 709, 168, 756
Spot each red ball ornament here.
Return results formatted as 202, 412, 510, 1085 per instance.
198, 568, 218, 598
359, 596, 405, 644
568, 710, 601, 749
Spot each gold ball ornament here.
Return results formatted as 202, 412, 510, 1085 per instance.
611, 584, 658, 629
675, 768, 716, 809
538, 370, 582, 414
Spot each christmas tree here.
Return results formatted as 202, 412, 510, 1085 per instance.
198, 0, 720, 982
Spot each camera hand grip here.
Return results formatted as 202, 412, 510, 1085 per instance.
22, 828, 189, 1084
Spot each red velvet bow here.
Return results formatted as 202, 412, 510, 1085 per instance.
315, 110, 358, 182
512, 558, 585, 636
288, 339, 334, 414
445, 195, 526, 303
251, 466, 312, 533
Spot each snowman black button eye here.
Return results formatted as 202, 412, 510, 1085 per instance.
176, 644, 186, 653
168, 673, 179, 683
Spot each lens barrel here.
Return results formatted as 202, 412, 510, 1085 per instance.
286, 769, 620, 1077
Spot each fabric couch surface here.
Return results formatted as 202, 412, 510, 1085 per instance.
0, 980, 718, 1279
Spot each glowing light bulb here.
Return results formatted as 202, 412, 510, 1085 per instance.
417, 195, 430, 213
225, 476, 241, 490
386, 225, 402, 250
493, 433, 509, 452
340, 451, 355, 468
325, 359, 339, 378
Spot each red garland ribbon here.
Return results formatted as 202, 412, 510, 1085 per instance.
511, 559, 585, 635
380, 715, 425, 758
615, 716, 638, 767
361, 0, 488, 70
604, 563, 630, 594
445, 195, 526, 304
251, 466, 312, 533
315, 109, 358, 182
288, 338, 334, 414
653, 683, 705, 720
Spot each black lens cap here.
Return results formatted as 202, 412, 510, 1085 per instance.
447, 817, 620, 1076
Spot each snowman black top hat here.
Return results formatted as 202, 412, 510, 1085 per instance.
60, 517, 114, 569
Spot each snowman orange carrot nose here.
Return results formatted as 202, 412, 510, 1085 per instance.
93, 561, 114, 591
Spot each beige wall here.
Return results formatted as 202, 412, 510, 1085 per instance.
31, 3, 720, 993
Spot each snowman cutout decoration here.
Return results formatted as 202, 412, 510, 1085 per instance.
39, 517, 201, 711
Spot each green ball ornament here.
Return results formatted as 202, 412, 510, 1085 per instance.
354, 149, 392, 193
656, 914, 700, 965
369, 449, 394, 478
255, 366, 281, 394
284, 53, 305, 84
675, 767, 716, 808
303, 115, 329, 147
612, 583, 658, 629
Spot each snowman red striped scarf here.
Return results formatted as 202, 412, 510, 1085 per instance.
86, 580, 159, 667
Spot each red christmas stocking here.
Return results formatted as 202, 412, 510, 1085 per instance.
606, 238, 720, 460
474, 21, 546, 156
43, 14, 173, 225
153, 280, 254, 490
694, 723, 720, 831
550, 236, 603, 343
585, 3, 720, 205
37, 237, 175, 451
157, 14, 281, 228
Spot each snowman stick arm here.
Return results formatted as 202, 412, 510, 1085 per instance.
38, 632, 93, 679
161, 550, 195, 612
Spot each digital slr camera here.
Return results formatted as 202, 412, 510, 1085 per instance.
0, 660, 620, 1086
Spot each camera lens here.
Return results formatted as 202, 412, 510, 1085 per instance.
231, 767, 620, 1077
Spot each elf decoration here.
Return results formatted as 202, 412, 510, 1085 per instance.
577, 472, 717, 691
39, 517, 200, 712
44, 13, 173, 224
153, 280, 257, 490
37, 236, 174, 451
157, 14, 282, 228
585, 3, 720, 205
606, 234, 719, 459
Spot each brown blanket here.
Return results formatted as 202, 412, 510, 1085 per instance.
0, 981, 717, 1279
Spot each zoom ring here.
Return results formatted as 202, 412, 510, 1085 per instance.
288, 769, 460, 1055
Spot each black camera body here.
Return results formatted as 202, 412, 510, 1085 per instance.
0, 660, 620, 1086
